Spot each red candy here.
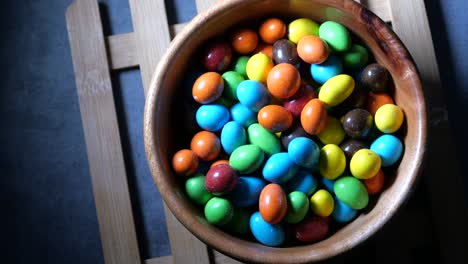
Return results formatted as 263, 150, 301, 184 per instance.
294, 216, 329, 243
283, 82, 318, 118
201, 41, 232, 72
205, 164, 238, 195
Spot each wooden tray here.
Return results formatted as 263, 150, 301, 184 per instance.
65, 0, 467, 263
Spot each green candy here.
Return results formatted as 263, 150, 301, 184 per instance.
204, 197, 234, 226
229, 144, 264, 174
185, 174, 212, 205
233, 56, 250, 78
214, 95, 236, 108
222, 71, 245, 101
247, 123, 281, 156
334, 176, 369, 209
319, 21, 351, 52
342, 44, 369, 69
224, 208, 250, 235
285, 191, 310, 224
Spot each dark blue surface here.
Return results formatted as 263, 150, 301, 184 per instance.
1, 0, 467, 263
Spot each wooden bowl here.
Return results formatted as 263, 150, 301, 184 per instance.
144, 0, 427, 262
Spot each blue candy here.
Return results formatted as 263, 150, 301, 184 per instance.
236, 80, 270, 112
263, 152, 298, 183
370, 134, 403, 167
332, 197, 358, 223
230, 103, 257, 127
287, 170, 318, 196
196, 104, 229, 132
288, 137, 320, 169
250, 212, 285, 246
221, 121, 246, 154
311, 55, 343, 84
321, 177, 335, 194
226, 176, 266, 207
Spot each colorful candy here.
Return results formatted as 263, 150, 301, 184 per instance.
267, 63, 301, 99
185, 174, 212, 205
258, 105, 293, 132
173, 16, 408, 248
297, 35, 330, 64
205, 164, 238, 195
374, 104, 404, 133
259, 183, 288, 224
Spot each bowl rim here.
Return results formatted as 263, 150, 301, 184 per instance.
144, 0, 427, 262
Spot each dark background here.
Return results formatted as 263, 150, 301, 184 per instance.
1, 0, 467, 263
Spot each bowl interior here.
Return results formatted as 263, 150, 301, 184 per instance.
144, 0, 426, 263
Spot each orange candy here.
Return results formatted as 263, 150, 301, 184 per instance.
172, 149, 199, 176
211, 159, 230, 168
267, 63, 301, 99
259, 18, 287, 44
259, 183, 288, 224
254, 43, 273, 59
190, 131, 221, 161
363, 169, 385, 195
297, 35, 330, 64
301, 98, 328, 135
258, 105, 293, 133
192, 72, 224, 104
230, 28, 259, 54
367, 91, 394, 115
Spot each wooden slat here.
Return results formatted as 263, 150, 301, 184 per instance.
145, 256, 174, 264
170, 23, 187, 39
128, 0, 172, 95
359, 0, 391, 22
164, 206, 210, 264
106, 33, 137, 70
388, 0, 468, 263
65, 0, 141, 264
127, 1, 211, 263
196, 0, 216, 13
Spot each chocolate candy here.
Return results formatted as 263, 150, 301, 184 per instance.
280, 123, 310, 150
263, 152, 298, 183
287, 170, 318, 196
201, 41, 232, 72
318, 74, 355, 106
361, 63, 390, 92
288, 137, 320, 169
350, 149, 381, 180
205, 164, 238, 195
342, 108, 373, 139
246, 53, 273, 83
319, 144, 346, 180
185, 174, 212, 205
332, 197, 357, 223
227, 176, 266, 207
221, 71, 244, 101
319, 21, 351, 52
196, 104, 230, 132
370, 134, 403, 167
229, 144, 265, 174
204, 197, 233, 225
285, 191, 309, 224
250, 211, 285, 246
301, 98, 328, 135
374, 104, 404, 133
221, 121, 247, 154
288, 18, 319, 43
363, 169, 385, 195
340, 139, 367, 161
334, 176, 369, 210
310, 189, 334, 217
272, 39, 300, 65
367, 91, 394, 115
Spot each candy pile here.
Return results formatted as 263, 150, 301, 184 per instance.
171, 17, 404, 247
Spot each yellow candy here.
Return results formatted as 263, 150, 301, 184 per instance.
288, 18, 319, 44
246, 53, 273, 83
319, 144, 346, 179
317, 116, 345, 145
310, 189, 334, 217
375, 104, 404, 133
318, 74, 355, 106
350, 149, 381, 179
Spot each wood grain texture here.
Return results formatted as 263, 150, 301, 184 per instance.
144, 0, 426, 263
128, 0, 172, 95
389, 0, 468, 263
65, 0, 141, 263
106, 33, 137, 70
359, 0, 391, 22
212, 251, 244, 264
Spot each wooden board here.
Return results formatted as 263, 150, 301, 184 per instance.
66, 0, 467, 263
